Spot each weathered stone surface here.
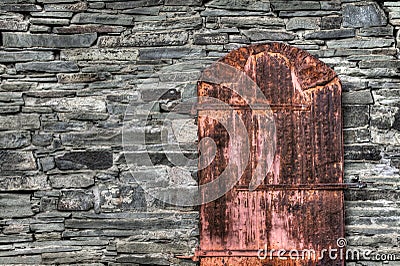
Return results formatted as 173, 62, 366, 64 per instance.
106, 0, 163, 9
165, 0, 201, 5
371, 106, 397, 130
60, 130, 121, 147
99, 31, 188, 47
44, 2, 88, 12
344, 145, 382, 161
30, 25, 51, 33
286, 17, 320, 30
305, 29, 355, 39
221, 16, 284, 28
359, 60, 400, 69
30, 18, 70, 25
117, 241, 189, 253
30, 11, 74, 18
344, 128, 370, 144
193, 32, 228, 45
139, 47, 205, 60
343, 105, 369, 128
0, 4, 41, 12
99, 184, 146, 211
0, 20, 29, 31
0, 194, 34, 218
343, 3, 387, 28
71, 13, 134, 26
57, 73, 110, 83
58, 190, 93, 211
133, 16, 203, 31
0, 131, 30, 149
272, 1, 321, 11
60, 48, 138, 61
0, 175, 48, 191
359, 26, 394, 37
16, 61, 79, 73
2, 33, 97, 48
53, 25, 124, 34
0, 114, 40, 130
342, 90, 374, 105
49, 173, 94, 188
55, 150, 113, 170
24, 97, 106, 113
205, 0, 270, 11
326, 38, 394, 49
0, 151, 36, 171
243, 29, 296, 41
321, 16, 342, 29
0, 51, 54, 63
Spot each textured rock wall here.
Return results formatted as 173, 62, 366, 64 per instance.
0, 0, 399, 265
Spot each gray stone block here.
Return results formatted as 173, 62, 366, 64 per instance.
24, 97, 106, 113
321, 16, 342, 29
343, 105, 369, 128
0, 131, 30, 149
0, 151, 37, 171
0, 114, 40, 130
343, 3, 387, 28
165, 0, 201, 5
2, 33, 97, 48
0, 175, 48, 191
16, 61, 79, 73
44, 2, 88, 12
49, 173, 94, 188
30, 18, 70, 25
344, 144, 382, 161
55, 150, 113, 170
53, 25, 124, 34
305, 29, 355, 39
286, 17, 320, 30
0, 20, 29, 31
60, 48, 138, 61
326, 38, 393, 49
271, 1, 321, 11
221, 16, 284, 28
99, 30, 188, 47
0, 4, 41, 12
139, 47, 205, 60
0, 51, 54, 63
359, 60, 400, 69
106, 0, 163, 9
342, 90, 374, 105
58, 190, 94, 211
193, 32, 228, 45
205, 0, 270, 11
57, 73, 109, 83
243, 29, 296, 41
71, 13, 134, 26
99, 184, 147, 211
0, 194, 34, 218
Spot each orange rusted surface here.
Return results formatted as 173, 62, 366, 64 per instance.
198, 43, 344, 266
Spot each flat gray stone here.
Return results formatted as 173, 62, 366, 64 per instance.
49, 173, 94, 188
99, 184, 147, 211
106, 0, 162, 9
60, 48, 138, 61
0, 151, 37, 171
0, 114, 40, 130
55, 150, 113, 170
343, 3, 387, 28
44, 2, 88, 12
286, 17, 320, 30
133, 16, 202, 31
16, 61, 79, 73
271, 1, 321, 11
359, 60, 400, 69
326, 38, 393, 49
71, 13, 133, 25
321, 16, 342, 29
53, 25, 124, 34
342, 90, 374, 105
24, 97, 106, 113
193, 32, 228, 44
2, 33, 97, 48
243, 29, 296, 41
0, 51, 53, 63
0, 175, 48, 191
165, 0, 202, 5
343, 105, 369, 128
0, 194, 34, 218
0, 131, 30, 149
0, 4, 41, 12
205, 0, 270, 11
305, 29, 355, 39
99, 30, 188, 47
221, 16, 284, 28
58, 190, 94, 211
30, 18, 70, 25
0, 20, 29, 31
57, 73, 109, 83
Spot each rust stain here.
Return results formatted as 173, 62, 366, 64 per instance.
198, 43, 344, 266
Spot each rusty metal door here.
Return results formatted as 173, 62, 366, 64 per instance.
197, 43, 344, 266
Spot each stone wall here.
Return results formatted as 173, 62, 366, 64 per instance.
0, 0, 399, 265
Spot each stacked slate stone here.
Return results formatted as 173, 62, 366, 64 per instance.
0, 0, 399, 265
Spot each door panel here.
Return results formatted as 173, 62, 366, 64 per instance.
198, 42, 344, 266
